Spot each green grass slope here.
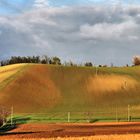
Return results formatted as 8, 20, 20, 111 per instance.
0, 64, 140, 113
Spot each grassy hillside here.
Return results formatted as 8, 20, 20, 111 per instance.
0, 64, 27, 90
0, 64, 26, 83
0, 64, 140, 114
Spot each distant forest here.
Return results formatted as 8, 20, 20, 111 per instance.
0, 55, 93, 67
1, 55, 140, 67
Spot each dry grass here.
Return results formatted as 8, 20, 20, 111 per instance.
44, 134, 140, 140
0, 64, 140, 113
86, 75, 138, 94
0, 64, 26, 83
1, 134, 140, 140
0, 65, 62, 112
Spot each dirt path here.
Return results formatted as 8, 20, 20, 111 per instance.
1, 122, 140, 139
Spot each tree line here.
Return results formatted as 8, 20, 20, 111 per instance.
0, 56, 61, 66
1, 55, 140, 67
0, 55, 94, 67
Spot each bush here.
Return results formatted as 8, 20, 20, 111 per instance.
133, 56, 140, 66
49, 57, 61, 65
0, 107, 10, 126
85, 62, 93, 67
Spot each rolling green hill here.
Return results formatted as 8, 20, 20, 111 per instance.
0, 64, 140, 114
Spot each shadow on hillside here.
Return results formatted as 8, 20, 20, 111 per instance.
0, 131, 36, 136
0, 116, 31, 135
12, 116, 31, 125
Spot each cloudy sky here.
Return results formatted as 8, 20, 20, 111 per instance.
0, 0, 140, 66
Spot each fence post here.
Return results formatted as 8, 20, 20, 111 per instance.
96, 67, 98, 76
2, 107, 5, 125
128, 105, 130, 122
11, 106, 13, 125
116, 107, 118, 122
68, 112, 70, 123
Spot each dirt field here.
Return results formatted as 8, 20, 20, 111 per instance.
1, 122, 140, 139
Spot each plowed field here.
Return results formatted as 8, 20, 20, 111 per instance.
1, 122, 140, 139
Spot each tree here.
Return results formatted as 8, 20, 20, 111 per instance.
41, 55, 50, 64
50, 57, 61, 65
1, 61, 5, 66
133, 56, 140, 66
126, 64, 129, 67
85, 62, 93, 67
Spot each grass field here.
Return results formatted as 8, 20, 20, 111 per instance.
0, 64, 27, 90
1, 134, 140, 140
0, 64, 140, 122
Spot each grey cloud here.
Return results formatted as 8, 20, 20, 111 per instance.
1, 5, 140, 65
80, 21, 139, 41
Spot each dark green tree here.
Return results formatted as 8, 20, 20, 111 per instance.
85, 62, 93, 67
50, 57, 61, 65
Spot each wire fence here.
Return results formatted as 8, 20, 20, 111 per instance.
7, 106, 140, 124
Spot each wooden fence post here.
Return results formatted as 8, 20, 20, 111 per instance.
68, 112, 70, 123
116, 107, 118, 122
128, 105, 130, 122
11, 106, 13, 125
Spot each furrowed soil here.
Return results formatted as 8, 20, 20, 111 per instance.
1, 122, 140, 139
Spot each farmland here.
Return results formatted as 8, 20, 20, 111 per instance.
1, 122, 140, 139
0, 64, 140, 114
1, 64, 140, 138
0, 64, 27, 90
0, 64, 140, 120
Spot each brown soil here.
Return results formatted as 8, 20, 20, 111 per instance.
1, 122, 140, 139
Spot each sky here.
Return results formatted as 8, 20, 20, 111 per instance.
0, 0, 140, 66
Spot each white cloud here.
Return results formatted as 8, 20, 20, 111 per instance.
0, 5, 140, 65
34, 0, 49, 8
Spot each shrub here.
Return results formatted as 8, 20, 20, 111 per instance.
85, 62, 93, 67
133, 56, 140, 66
0, 106, 10, 126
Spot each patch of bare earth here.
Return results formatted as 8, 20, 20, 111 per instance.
1, 122, 140, 139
